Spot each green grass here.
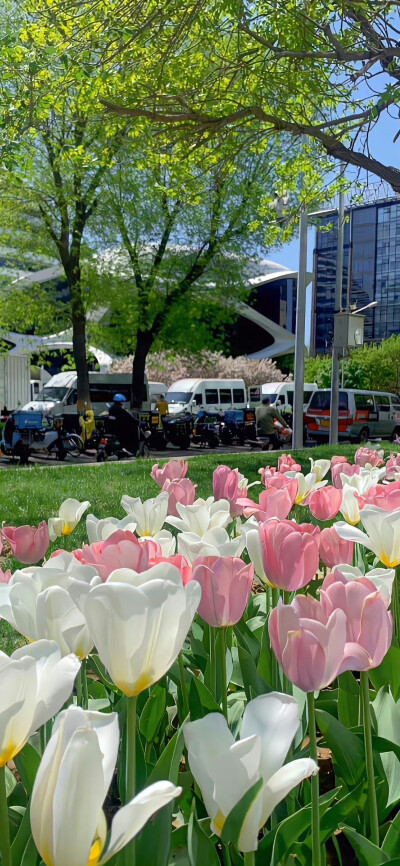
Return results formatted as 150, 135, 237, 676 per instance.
1, 441, 399, 655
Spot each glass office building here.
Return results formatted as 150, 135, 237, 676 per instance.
313, 197, 400, 353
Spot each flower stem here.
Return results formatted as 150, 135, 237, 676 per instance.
244, 853, 255, 866
75, 667, 83, 707
219, 627, 228, 720
307, 691, 321, 866
81, 658, 89, 711
125, 695, 137, 866
0, 765, 12, 866
178, 651, 190, 718
209, 626, 217, 701
393, 567, 400, 640
360, 671, 379, 846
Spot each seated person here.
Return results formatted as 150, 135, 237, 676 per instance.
256, 397, 290, 450
107, 394, 139, 454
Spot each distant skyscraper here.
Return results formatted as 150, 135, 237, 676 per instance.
313, 197, 400, 353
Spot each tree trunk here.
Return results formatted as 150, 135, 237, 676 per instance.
69, 272, 91, 411
131, 329, 154, 408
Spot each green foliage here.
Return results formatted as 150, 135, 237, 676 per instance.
305, 338, 400, 394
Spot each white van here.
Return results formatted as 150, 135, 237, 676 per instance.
149, 382, 168, 409
23, 371, 151, 415
166, 378, 247, 415
248, 382, 318, 412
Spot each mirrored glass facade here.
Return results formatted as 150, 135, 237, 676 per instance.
313, 198, 400, 353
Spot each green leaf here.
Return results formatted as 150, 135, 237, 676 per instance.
221, 778, 263, 847
11, 803, 32, 865
187, 812, 220, 866
383, 809, 400, 857
188, 675, 221, 721
341, 825, 388, 865
237, 646, 270, 699
139, 685, 167, 743
5, 765, 16, 798
370, 646, 400, 701
338, 671, 360, 729
89, 655, 119, 692
147, 727, 184, 786
320, 782, 366, 844
14, 743, 40, 796
373, 687, 400, 806
136, 728, 184, 866
315, 709, 365, 786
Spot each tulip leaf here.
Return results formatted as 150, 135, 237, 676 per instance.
315, 709, 365, 786
139, 685, 167, 743
257, 785, 341, 863
5, 765, 16, 798
257, 620, 275, 689
188, 675, 221, 721
147, 727, 184, 786
234, 619, 261, 663
237, 646, 270, 700
338, 671, 360, 729
341, 825, 389, 865
320, 782, 366, 844
221, 777, 264, 848
136, 728, 184, 866
14, 743, 40, 796
11, 803, 31, 864
89, 654, 119, 692
383, 808, 400, 857
188, 812, 220, 866
20, 835, 41, 866
369, 645, 400, 702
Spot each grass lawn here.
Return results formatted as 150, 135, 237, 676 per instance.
1, 441, 399, 654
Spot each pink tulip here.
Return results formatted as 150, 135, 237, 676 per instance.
149, 553, 192, 586
0, 568, 11, 583
151, 459, 188, 487
319, 526, 354, 568
332, 462, 361, 489
295, 522, 321, 545
162, 478, 197, 517
1, 521, 49, 565
364, 480, 400, 512
212, 465, 248, 517
191, 556, 254, 627
238, 486, 295, 522
258, 466, 277, 486
73, 529, 150, 581
309, 486, 342, 521
269, 596, 347, 691
355, 447, 384, 468
258, 519, 320, 591
321, 572, 392, 671
386, 453, 400, 480
331, 455, 349, 467
278, 453, 301, 473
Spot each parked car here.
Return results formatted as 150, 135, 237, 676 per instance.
165, 378, 247, 416
304, 388, 400, 443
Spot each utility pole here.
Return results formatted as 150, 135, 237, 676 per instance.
329, 164, 346, 446
293, 206, 308, 449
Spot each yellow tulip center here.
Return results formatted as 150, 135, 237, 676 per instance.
0, 742, 17, 767
380, 553, 400, 568
88, 838, 103, 866
116, 672, 153, 696
61, 523, 73, 536
213, 810, 226, 835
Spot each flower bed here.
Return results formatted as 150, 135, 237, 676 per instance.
1, 444, 400, 865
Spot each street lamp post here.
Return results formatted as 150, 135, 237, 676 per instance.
293, 206, 308, 450
329, 164, 346, 446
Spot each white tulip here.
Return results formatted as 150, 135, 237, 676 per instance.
184, 693, 318, 852
0, 565, 97, 656
340, 485, 362, 525
144, 529, 176, 557
86, 514, 137, 543
31, 705, 180, 866
70, 564, 201, 695
336, 505, 400, 567
309, 458, 331, 482
284, 472, 328, 505
331, 564, 395, 605
177, 527, 245, 566
340, 467, 385, 495
166, 497, 231, 535
244, 528, 267, 583
121, 492, 169, 537
0, 640, 80, 766
48, 498, 91, 541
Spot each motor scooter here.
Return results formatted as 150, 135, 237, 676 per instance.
1, 412, 83, 464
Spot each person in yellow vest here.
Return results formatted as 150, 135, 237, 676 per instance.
156, 394, 168, 427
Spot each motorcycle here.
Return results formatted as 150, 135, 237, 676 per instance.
1, 411, 83, 465
96, 423, 151, 462
219, 409, 257, 446
192, 411, 221, 449
163, 412, 193, 450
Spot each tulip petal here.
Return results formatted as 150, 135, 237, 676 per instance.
100, 781, 181, 863
241, 693, 300, 783
260, 758, 318, 825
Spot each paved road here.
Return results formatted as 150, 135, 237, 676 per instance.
0, 442, 272, 468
